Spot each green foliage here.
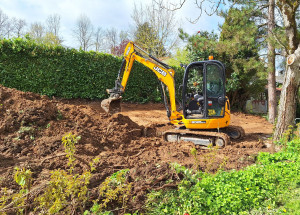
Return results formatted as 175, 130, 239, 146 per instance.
166, 48, 190, 67
146, 138, 300, 214
0, 38, 182, 103
0, 132, 133, 215
219, 6, 266, 108
262, 136, 300, 164
62, 133, 80, 171
190, 147, 199, 169
0, 168, 33, 215
13, 167, 33, 214
56, 110, 63, 120
134, 22, 167, 57
14, 167, 32, 191
179, 5, 266, 110
277, 186, 300, 214
85, 169, 132, 214
36, 168, 91, 214
0, 188, 9, 213
179, 29, 219, 62
35, 133, 98, 214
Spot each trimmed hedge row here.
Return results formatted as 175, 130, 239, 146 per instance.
0, 38, 184, 102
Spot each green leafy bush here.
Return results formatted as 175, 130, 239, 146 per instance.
0, 133, 132, 215
84, 169, 132, 215
35, 133, 95, 214
146, 139, 300, 214
0, 38, 184, 102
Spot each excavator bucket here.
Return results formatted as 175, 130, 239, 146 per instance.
101, 97, 122, 114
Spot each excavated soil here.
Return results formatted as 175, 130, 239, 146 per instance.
0, 86, 274, 214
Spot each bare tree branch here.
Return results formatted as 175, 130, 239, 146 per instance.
0, 9, 9, 37
46, 14, 62, 43
73, 14, 94, 51
4, 18, 14, 38
153, 0, 187, 11
28, 22, 45, 42
105, 27, 118, 54
12, 18, 26, 38
94, 27, 105, 52
132, 0, 179, 57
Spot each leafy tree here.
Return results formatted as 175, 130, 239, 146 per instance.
27, 21, 61, 46
134, 22, 166, 56
218, 6, 266, 108
179, 5, 266, 109
166, 48, 190, 67
179, 28, 219, 61
43, 32, 62, 46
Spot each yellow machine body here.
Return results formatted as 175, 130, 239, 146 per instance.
102, 41, 243, 147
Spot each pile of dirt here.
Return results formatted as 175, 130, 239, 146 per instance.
0, 85, 274, 214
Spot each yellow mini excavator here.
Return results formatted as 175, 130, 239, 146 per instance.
101, 41, 244, 147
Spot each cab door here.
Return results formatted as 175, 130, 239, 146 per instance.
182, 60, 226, 119
205, 62, 226, 118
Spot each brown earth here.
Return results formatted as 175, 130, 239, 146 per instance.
0, 86, 274, 214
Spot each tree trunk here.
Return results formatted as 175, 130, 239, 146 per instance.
273, 0, 300, 141
273, 47, 300, 141
267, 0, 276, 124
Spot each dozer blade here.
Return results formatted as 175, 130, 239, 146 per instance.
101, 97, 122, 114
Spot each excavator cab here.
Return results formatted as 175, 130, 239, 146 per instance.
183, 61, 226, 120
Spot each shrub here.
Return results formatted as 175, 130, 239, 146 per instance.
146, 138, 300, 214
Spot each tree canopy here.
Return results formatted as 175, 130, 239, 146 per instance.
179, 5, 266, 109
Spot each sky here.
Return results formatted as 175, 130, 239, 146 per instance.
0, 0, 224, 48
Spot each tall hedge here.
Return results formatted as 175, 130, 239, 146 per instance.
0, 38, 184, 103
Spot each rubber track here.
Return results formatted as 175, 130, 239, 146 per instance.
163, 129, 231, 147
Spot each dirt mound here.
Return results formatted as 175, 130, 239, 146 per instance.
100, 114, 144, 147
0, 86, 145, 159
0, 85, 274, 214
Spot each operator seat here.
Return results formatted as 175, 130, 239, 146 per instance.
186, 93, 204, 119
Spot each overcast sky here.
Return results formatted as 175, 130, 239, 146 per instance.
0, 0, 224, 48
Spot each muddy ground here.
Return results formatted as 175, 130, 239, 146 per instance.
0, 86, 274, 214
